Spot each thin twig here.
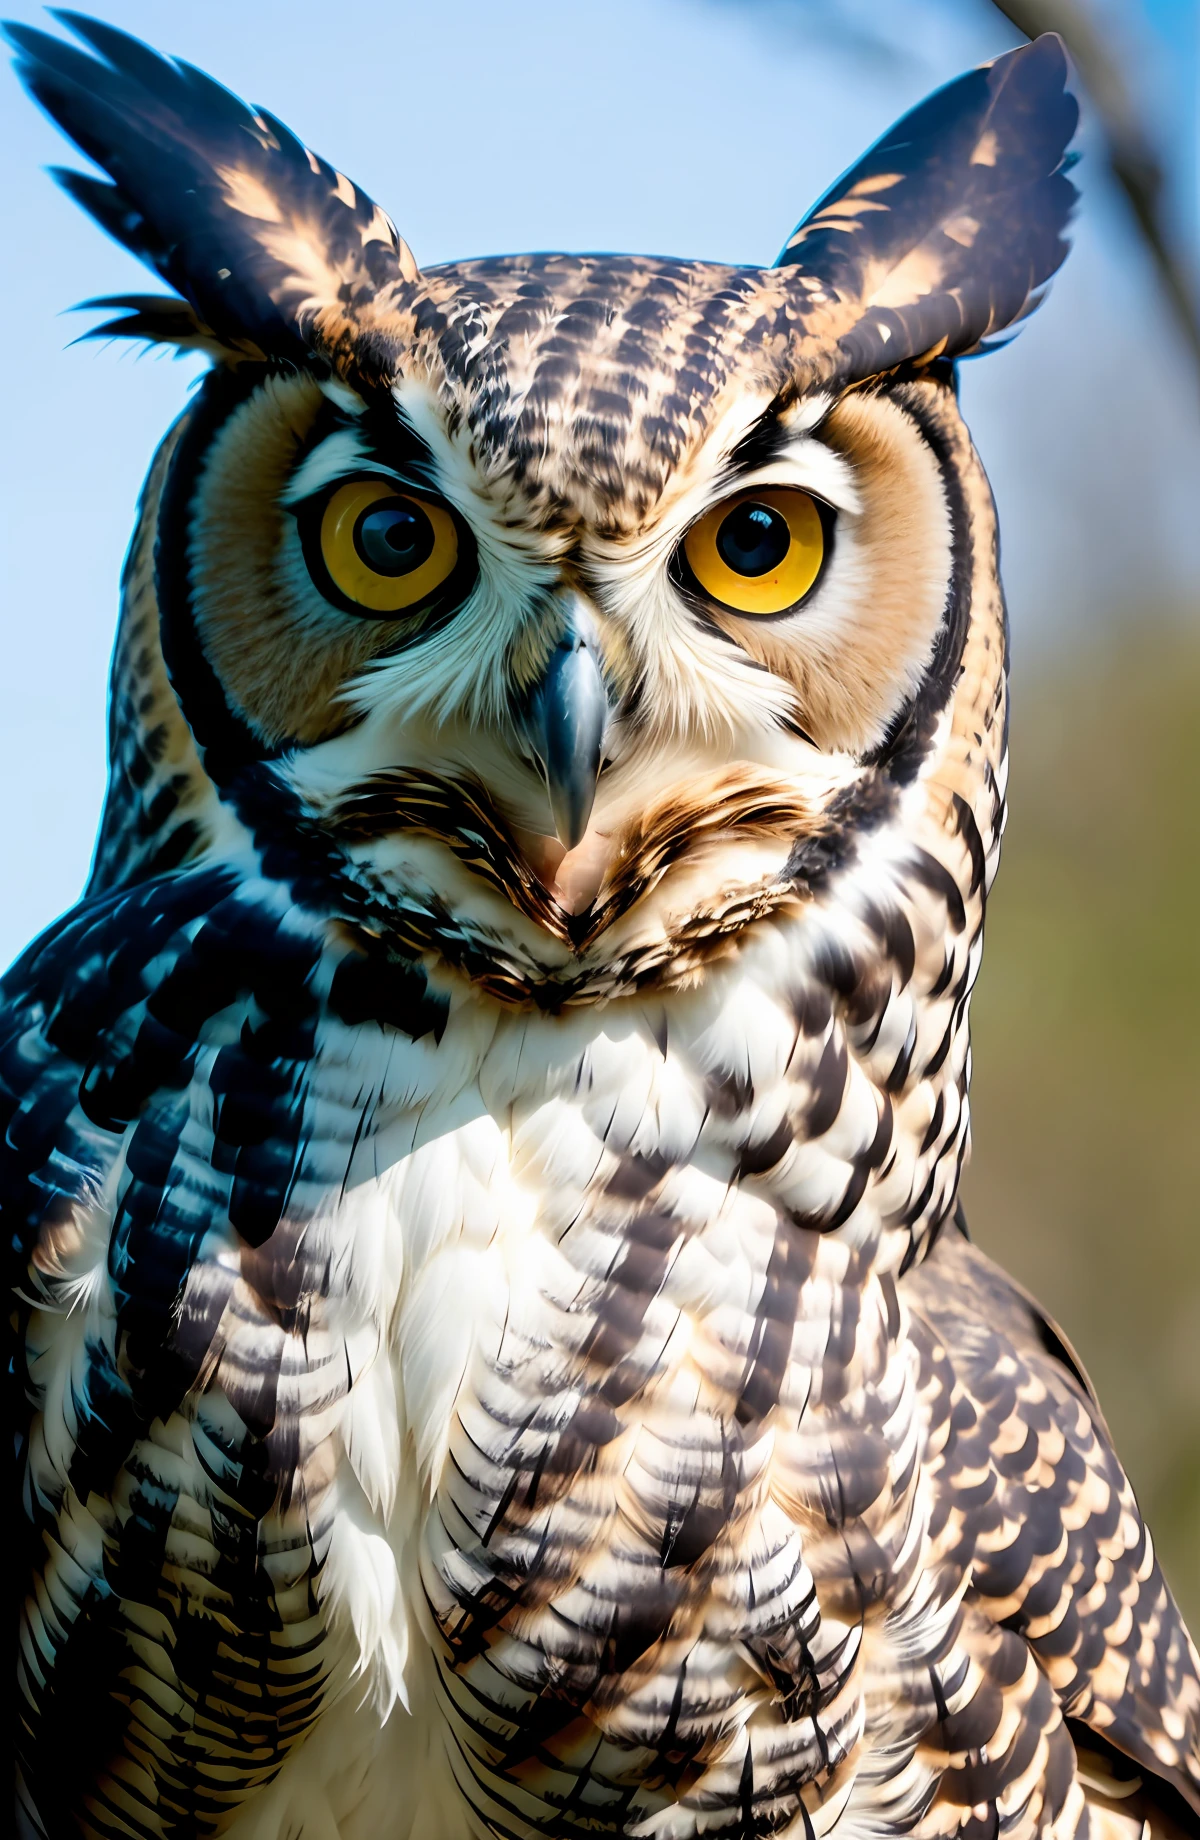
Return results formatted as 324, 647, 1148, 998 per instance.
991, 0, 1200, 374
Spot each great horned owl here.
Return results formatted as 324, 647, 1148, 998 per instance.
5, 15, 1198, 1840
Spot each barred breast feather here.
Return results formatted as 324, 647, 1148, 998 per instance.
8, 824, 1198, 1837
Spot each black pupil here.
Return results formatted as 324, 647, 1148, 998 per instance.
354, 499, 435, 576
715, 501, 791, 577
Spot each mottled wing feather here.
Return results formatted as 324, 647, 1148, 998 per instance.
2, 870, 439, 1834
777, 34, 1079, 379
4, 11, 416, 375
903, 1222, 1200, 1822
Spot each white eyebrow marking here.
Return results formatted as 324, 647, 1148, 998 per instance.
319, 378, 369, 416
280, 427, 415, 505
778, 392, 835, 436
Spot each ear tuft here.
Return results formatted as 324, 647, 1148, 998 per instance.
776, 35, 1079, 380
6, 10, 419, 378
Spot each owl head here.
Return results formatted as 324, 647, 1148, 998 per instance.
9, 15, 1077, 1004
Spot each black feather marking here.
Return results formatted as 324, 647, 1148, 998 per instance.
153, 363, 282, 776
74, 290, 219, 352
329, 933, 449, 1043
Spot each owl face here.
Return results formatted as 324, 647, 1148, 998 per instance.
9, 16, 1078, 996
176, 266, 954, 936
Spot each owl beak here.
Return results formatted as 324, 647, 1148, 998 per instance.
525, 608, 611, 851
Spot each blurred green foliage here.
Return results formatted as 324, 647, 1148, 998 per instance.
963, 624, 1200, 1631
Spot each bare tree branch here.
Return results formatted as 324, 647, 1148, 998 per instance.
991, 0, 1200, 374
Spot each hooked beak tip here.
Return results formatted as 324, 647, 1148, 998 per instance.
528, 630, 610, 852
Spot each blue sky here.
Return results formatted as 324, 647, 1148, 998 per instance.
1, 0, 1197, 966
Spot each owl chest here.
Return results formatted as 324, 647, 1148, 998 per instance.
349, 986, 826, 1456
301, 981, 945, 1825
338, 935, 960, 1430
321, 959, 948, 1602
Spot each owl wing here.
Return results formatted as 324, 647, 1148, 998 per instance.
3, 867, 439, 1835
901, 1216, 1200, 1830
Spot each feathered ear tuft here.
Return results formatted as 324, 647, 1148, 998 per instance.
5, 10, 419, 380
776, 34, 1079, 381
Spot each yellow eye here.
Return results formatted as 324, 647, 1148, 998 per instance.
683, 487, 826, 616
317, 479, 459, 615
